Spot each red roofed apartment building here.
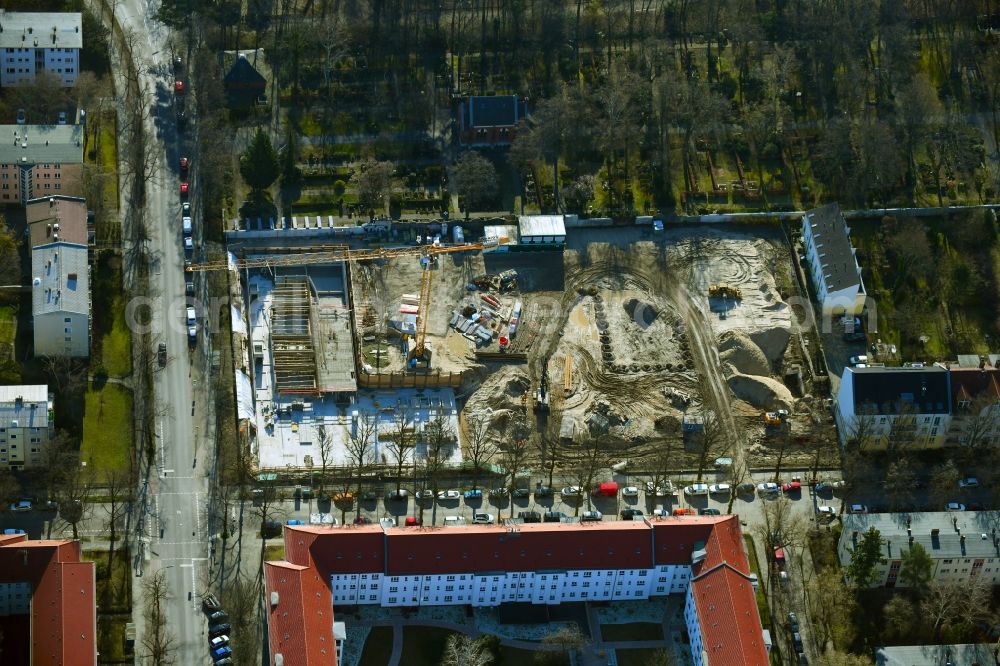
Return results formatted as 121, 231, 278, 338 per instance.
0, 533, 96, 666
265, 515, 768, 666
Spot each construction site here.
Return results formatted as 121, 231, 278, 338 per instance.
205, 219, 835, 475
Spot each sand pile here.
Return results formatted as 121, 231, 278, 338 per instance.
749, 326, 791, 362
718, 330, 770, 376
727, 372, 794, 411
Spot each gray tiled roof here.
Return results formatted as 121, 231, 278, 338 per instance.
843, 511, 1000, 561
850, 366, 951, 415
803, 202, 861, 292
0, 11, 82, 50
32, 243, 88, 316
0, 125, 83, 165
876, 643, 999, 666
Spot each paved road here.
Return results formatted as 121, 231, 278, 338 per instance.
111, 0, 212, 663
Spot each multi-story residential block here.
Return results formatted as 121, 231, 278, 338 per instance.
0, 532, 96, 665
947, 366, 1000, 447
0, 385, 53, 471
0, 125, 83, 204
835, 365, 952, 450
27, 196, 90, 358
0, 11, 81, 87
800, 202, 866, 316
876, 643, 1000, 665
265, 516, 769, 666
839, 511, 1000, 588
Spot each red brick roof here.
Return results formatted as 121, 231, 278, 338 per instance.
950, 367, 1000, 408
265, 561, 336, 666
0, 537, 95, 666
383, 521, 654, 575
691, 565, 768, 665
267, 517, 765, 666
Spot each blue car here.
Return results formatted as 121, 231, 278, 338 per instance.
3, 528, 25, 535
286, 519, 304, 526
212, 646, 233, 661
463, 489, 482, 499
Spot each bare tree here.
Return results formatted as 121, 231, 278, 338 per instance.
755, 498, 807, 582
384, 408, 415, 495
955, 393, 1000, 453
692, 411, 726, 482
441, 633, 494, 666
883, 459, 917, 511
929, 460, 962, 507
316, 424, 335, 496
922, 576, 993, 639
102, 469, 131, 604
806, 572, 857, 649
464, 413, 497, 491
141, 569, 177, 665
847, 407, 879, 453
569, 435, 612, 516
346, 411, 378, 517
498, 425, 531, 519
886, 403, 918, 455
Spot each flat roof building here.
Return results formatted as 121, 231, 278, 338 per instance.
0, 385, 53, 470
0, 126, 84, 204
0, 11, 82, 87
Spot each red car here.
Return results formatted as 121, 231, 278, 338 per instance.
180, 181, 189, 196
174, 80, 185, 94
782, 481, 802, 493
404, 516, 421, 526
179, 157, 189, 172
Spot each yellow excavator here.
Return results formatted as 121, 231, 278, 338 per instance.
709, 284, 743, 300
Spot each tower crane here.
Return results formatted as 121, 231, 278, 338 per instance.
186, 241, 490, 371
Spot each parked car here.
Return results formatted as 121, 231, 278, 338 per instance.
782, 481, 802, 493
817, 505, 837, 518
645, 481, 673, 497
174, 80, 186, 93
792, 632, 803, 652
788, 612, 799, 631
3, 528, 25, 535
463, 489, 483, 500
581, 510, 603, 522
353, 516, 372, 525
560, 486, 583, 498
286, 519, 304, 526
158, 343, 167, 366
404, 516, 421, 526
709, 483, 731, 494
849, 354, 868, 366
415, 490, 435, 501
9, 500, 31, 512
208, 611, 228, 625
184, 237, 193, 252
946, 502, 966, 512
209, 623, 231, 637
180, 181, 189, 196
518, 511, 541, 523
15, 108, 26, 124
534, 486, 554, 497
698, 508, 721, 516
384, 490, 409, 502
212, 646, 232, 662
332, 492, 354, 504
438, 489, 460, 500
182, 202, 191, 215
848, 504, 868, 514
512, 488, 531, 498
621, 508, 644, 520
672, 508, 695, 516
210, 635, 229, 648
201, 594, 221, 613
443, 516, 465, 526
360, 491, 378, 502
179, 156, 189, 172
621, 486, 640, 497
489, 487, 508, 498
959, 477, 979, 489
471, 512, 495, 524
831, 480, 847, 490
543, 511, 566, 523
57, 111, 67, 125
757, 482, 780, 495
736, 482, 756, 495
685, 483, 710, 496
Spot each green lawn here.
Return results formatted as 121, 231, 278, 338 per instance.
80, 383, 132, 478
743, 535, 771, 629
85, 548, 132, 611
97, 110, 119, 207
91, 253, 132, 378
99, 292, 132, 377
400, 626, 456, 665
358, 626, 394, 666
600, 622, 663, 642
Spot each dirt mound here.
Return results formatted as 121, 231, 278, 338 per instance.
718, 330, 770, 376
623, 298, 659, 327
749, 326, 791, 363
727, 372, 794, 411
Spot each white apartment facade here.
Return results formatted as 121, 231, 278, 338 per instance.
0, 385, 53, 470
801, 202, 866, 316
0, 11, 81, 87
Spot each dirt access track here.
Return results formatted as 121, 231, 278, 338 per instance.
462, 225, 824, 471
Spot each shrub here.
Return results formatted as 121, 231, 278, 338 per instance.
334, 180, 347, 195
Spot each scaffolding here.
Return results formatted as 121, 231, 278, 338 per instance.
271, 276, 318, 392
